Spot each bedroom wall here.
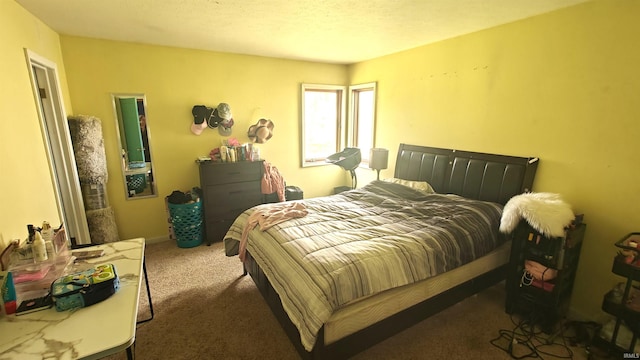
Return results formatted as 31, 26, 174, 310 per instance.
59, 36, 348, 241
348, 0, 640, 321
6, 0, 635, 325
0, 1, 69, 249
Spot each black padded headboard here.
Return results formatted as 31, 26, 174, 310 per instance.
394, 144, 538, 205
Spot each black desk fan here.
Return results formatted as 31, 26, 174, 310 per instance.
326, 147, 361, 189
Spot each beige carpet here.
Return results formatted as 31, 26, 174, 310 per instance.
103, 240, 605, 360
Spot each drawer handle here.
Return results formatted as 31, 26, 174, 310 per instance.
228, 190, 243, 195
227, 172, 241, 175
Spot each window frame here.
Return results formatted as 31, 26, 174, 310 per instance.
300, 83, 347, 167
348, 82, 377, 165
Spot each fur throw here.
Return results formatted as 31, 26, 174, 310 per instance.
500, 192, 574, 238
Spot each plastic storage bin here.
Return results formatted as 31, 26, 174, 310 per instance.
167, 200, 203, 248
285, 186, 303, 200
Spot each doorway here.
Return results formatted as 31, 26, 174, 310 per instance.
25, 49, 91, 245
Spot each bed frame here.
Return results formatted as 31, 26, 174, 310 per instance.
243, 144, 539, 359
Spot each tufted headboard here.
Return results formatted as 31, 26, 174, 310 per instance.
394, 144, 539, 205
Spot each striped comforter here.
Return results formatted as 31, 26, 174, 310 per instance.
224, 180, 505, 351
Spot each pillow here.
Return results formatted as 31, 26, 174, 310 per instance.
382, 178, 435, 194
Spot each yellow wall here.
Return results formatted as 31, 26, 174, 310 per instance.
6, 0, 639, 323
349, 0, 640, 320
0, 0, 69, 249
59, 37, 348, 241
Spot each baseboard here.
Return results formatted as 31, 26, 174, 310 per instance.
567, 307, 607, 324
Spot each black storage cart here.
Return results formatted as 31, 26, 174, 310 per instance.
505, 220, 586, 333
598, 233, 640, 353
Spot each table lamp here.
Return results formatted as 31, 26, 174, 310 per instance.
369, 148, 389, 180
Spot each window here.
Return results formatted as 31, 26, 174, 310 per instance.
348, 82, 377, 164
301, 84, 346, 167
300, 82, 377, 168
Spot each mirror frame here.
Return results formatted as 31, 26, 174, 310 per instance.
111, 93, 158, 199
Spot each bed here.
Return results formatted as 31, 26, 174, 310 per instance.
223, 143, 539, 359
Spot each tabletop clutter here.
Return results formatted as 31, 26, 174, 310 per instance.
207, 137, 260, 163
1, 222, 121, 317
609, 233, 640, 311
1, 222, 71, 315
616, 233, 640, 266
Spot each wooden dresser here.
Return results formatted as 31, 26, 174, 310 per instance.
198, 160, 264, 244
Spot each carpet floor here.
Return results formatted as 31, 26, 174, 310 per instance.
102, 240, 612, 360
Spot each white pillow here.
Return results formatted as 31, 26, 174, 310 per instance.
382, 178, 435, 194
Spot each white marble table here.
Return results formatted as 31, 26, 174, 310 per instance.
0, 238, 148, 360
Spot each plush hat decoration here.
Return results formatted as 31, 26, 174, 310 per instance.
247, 118, 274, 143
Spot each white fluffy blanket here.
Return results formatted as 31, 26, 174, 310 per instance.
499, 192, 574, 238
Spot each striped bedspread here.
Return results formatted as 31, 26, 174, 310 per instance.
224, 180, 505, 351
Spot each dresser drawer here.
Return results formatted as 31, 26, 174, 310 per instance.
203, 182, 263, 217
204, 219, 233, 243
199, 161, 262, 185
199, 160, 265, 244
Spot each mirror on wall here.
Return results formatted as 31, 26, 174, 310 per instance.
111, 94, 157, 199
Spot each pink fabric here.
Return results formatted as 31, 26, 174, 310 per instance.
261, 161, 286, 202
239, 202, 308, 262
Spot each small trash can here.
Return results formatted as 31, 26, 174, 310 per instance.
264, 192, 279, 203
167, 200, 203, 248
285, 186, 303, 200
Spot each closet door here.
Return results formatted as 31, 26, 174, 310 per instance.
118, 97, 144, 163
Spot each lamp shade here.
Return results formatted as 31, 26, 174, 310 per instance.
369, 148, 389, 170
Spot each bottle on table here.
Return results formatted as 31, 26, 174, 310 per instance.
32, 231, 48, 262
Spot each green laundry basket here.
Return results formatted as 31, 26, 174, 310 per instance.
167, 200, 203, 248
126, 174, 147, 194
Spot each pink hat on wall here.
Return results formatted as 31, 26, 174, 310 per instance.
191, 121, 208, 135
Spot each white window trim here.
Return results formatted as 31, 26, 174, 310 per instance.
348, 82, 377, 165
300, 83, 347, 167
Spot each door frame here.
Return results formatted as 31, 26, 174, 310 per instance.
24, 48, 91, 245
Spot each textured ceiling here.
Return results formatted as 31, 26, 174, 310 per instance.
16, 0, 588, 64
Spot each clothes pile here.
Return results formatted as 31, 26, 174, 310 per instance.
167, 187, 202, 204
